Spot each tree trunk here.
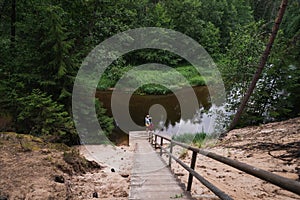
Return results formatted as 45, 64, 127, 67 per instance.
10, 0, 16, 47
228, 0, 289, 131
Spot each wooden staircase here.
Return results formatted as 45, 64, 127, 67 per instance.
128, 131, 193, 200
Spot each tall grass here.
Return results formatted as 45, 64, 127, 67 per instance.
172, 132, 207, 148
97, 65, 212, 94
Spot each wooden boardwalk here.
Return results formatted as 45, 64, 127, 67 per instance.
128, 131, 193, 200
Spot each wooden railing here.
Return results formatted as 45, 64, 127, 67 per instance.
149, 132, 300, 200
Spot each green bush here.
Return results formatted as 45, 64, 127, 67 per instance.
97, 74, 115, 90
138, 84, 171, 95
189, 76, 206, 86
16, 89, 77, 144
192, 132, 207, 147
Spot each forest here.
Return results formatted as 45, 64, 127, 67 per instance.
0, 0, 299, 145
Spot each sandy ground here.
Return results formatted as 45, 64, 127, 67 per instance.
77, 144, 134, 174
75, 144, 134, 199
66, 145, 133, 200
163, 117, 300, 200
0, 133, 132, 200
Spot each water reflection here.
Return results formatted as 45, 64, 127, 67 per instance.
96, 86, 226, 144
157, 104, 228, 138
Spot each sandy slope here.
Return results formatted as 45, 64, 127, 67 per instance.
0, 133, 132, 200
168, 117, 300, 200
75, 144, 134, 199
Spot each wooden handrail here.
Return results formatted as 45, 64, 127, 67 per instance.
156, 142, 233, 200
151, 133, 300, 197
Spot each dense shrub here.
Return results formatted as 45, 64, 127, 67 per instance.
16, 89, 78, 144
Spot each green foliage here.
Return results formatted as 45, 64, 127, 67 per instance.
249, 0, 281, 22
1, 0, 299, 141
0, 0, 117, 144
164, 0, 221, 57
16, 89, 77, 144
126, 49, 182, 67
0, 74, 21, 118
218, 21, 265, 90
38, 5, 74, 98
98, 62, 130, 90
72, 95, 114, 144
138, 84, 171, 95
97, 75, 115, 91
219, 1, 300, 126
254, 29, 300, 122
175, 65, 207, 86
189, 76, 206, 86
282, 0, 300, 39
217, 22, 265, 126
95, 99, 114, 138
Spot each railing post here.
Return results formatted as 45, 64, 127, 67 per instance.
150, 132, 153, 145
169, 140, 173, 167
187, 151, 197, 191
154, 135, 157, 149
160, 137, 163, 156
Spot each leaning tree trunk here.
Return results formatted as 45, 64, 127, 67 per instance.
228, 0, 289, 131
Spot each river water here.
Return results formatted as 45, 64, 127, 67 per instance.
96, 86, 227, 145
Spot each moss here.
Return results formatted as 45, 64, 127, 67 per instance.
47, 143, 70, 151
19, 140, 41, 151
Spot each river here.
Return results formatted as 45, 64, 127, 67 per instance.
96, 86, 227, 145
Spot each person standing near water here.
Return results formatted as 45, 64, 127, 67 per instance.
145, 114, 153, 132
